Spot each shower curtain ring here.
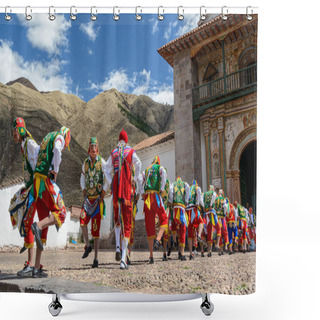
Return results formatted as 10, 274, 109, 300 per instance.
113, 6, 120, 21
158, 6, 164, 21
70, 6, 77, 21
25, 6, 32, 21
246, 6, 253, 21
222, 6, 228, 20
91, 6, 97, 21
200, 6, 206, 21
135, 6, 142, 21
5, 6, 12, 21
177, 6, 184, 21
49, 6, 56, 21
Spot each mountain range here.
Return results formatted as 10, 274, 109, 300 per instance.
0, 77, 174, 206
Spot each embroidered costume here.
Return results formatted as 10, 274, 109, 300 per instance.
105, 129, 141, 269
31, 128, 70, 246
186, 180, 204, 259
203, 186, 221, 255
9, 118, 39, 249
226, 200, 238, 254
247, 207, 256, 250
215, 190, 229, 251
139, 156, 168, 263
140, 156, 168, 240
168, 177, 190, 260
9, 117, 39, 276
161, 176, 172, 259
80, 137, 107, 267
80, 151, 107, 238
235, 202, 249, 251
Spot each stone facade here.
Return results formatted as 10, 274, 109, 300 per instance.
173, 52, 202, 185
159, 14, 257, 208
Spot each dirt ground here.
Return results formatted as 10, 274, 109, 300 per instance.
0, 245, 255, 295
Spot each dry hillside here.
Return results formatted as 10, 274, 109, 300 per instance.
0, 78, 174, 206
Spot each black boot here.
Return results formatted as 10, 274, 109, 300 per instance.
92, 259, 98, 268
20, 246, 27, 254
82, 245, 92, 259
154, 239, 165, 252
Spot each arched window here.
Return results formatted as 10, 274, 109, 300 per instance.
239, 47, 257, 87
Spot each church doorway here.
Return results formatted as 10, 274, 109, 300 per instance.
239, 140, 256, 212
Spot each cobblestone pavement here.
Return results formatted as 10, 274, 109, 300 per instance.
0, 245, 255, 295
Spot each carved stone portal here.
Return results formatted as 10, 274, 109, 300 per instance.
227, 125, 256, 203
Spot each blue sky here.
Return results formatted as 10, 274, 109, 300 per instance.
0, 14, 200, 104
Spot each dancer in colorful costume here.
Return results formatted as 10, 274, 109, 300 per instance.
80, 137, 107, 268
168, 177, 190, 261
186, 180, 204, 260
234, 201, 248, 253
128, 174, 139, 265
226, 200, 238, 254
139, 156, 168, 264
9, 117, 39, 276
215, 189, 229, 254
247, 207, 256, 250
203, 186, 221, 256
161, 173, 171, 261
30, 126, 70, 277
105, 129, 141, 270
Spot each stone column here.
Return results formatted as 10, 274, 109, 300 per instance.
231, 170, 241, 203
203, 120, 210, 188
217, 117, 225, 192
173, 51, 200, 184
226, 170, 232, 201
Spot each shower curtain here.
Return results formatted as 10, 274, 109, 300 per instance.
0, 9, 257, 296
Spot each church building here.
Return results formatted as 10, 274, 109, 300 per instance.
158, 13, 257, 209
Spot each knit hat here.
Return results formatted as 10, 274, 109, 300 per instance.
12, 117, 28, 137
61, 126, 71, 150
88, 137, 99, 154
119, 129, 128, 144
152, 155, 160, 165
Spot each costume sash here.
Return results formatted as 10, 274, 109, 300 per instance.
174, 207, 188, 226
9, 187, 34, 237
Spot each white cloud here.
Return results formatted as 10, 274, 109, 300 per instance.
90, 69, 130, 93
148, 85, 174, 105
17, 14, 71, 55
89, 69, 173, 105
163, 21, 178, 41
175, 14, 199, 37
79, 22, 99, 41
162, 15, 198, 41
88, 49, 93, 55
74, 84, 84, 100
0, 40, 72, 93
152, 20, 159, 35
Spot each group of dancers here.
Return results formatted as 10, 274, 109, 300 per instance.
8, 117, 256, 278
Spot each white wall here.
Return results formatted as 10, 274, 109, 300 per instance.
0, 183, 25, 247
135, 140, 175, 221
